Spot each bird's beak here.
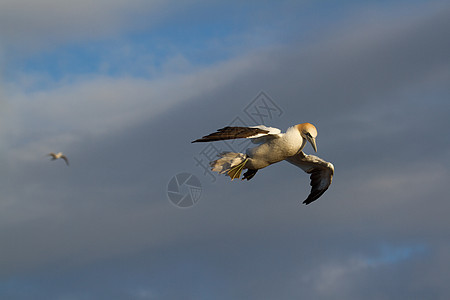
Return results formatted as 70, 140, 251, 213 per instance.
308, 136, 317, 152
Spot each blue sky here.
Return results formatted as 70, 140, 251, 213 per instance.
6, 0, 418, 83
1, 0, 450, 299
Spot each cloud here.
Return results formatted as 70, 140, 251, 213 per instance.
0, 49, 274, 276
0, 0, 181, 48
1, 50, 264, 159
296, 244, 426, 299
1, 1, 450, 299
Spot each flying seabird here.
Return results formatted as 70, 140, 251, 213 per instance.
47, 152, 69, 166
192, 123, 334, 204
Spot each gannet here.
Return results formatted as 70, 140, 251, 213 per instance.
47, 152, 69, 166
192, 123, 334, 204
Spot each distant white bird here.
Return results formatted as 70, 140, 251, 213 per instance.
192, 123, 334, 204
47, 152, 69, 166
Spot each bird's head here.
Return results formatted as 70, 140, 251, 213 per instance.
297, 123, 318, 152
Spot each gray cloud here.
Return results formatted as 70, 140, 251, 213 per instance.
0, 0, 183, 49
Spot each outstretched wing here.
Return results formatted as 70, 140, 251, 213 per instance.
61, 155, 69, 166
191, 125, 281, 143
285, 151, 334, 205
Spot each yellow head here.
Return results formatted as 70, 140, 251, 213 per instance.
296, 123, 318, 152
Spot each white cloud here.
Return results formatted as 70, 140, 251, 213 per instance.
0, 51, 263, 163
0, 0, 175, 49
297, 245, 426, 297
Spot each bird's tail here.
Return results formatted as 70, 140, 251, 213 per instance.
210, 152, 248, 180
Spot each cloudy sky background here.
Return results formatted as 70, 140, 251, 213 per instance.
1, 0, 450, 299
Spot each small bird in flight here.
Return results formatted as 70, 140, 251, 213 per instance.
47, 152, 69, 166
192, 123, 334, 204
